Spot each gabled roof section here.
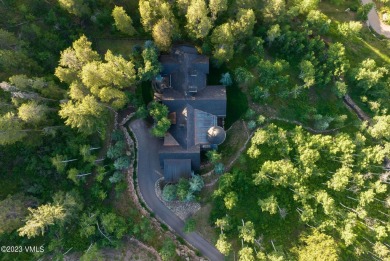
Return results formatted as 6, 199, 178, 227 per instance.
194, 109, 217, 145
163, 159, 192, 183
156, 46, 227, 175
160, 55, 179, 74
163, 132, 180, 146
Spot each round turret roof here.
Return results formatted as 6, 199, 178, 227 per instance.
207, 126, 226, 145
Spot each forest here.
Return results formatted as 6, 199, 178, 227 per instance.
0, 0, 389, 260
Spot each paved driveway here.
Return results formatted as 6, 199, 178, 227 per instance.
129, 119, 224, 261
362, 0, 390, 38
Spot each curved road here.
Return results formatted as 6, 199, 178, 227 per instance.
129, 119, 224, 261
362, 0, 390, 38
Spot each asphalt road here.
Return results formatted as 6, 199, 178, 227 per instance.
129, 119, 224, 261
361, 0, 390, 38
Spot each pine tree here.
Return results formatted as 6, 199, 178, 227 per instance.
112, 6, 136, 36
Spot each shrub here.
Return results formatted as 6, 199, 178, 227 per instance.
162, 184, 177, 201
184, 218, 196, 233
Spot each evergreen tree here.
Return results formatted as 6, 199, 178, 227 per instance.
112, 6, 136, 36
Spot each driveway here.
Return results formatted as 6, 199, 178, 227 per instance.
362, 0, 390, 38
129, 119, 224, 261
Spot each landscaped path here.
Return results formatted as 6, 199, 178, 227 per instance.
129, 119, 224, 261
361, 0, 390, 38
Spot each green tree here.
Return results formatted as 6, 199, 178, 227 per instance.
159, 239, 176, 261
206, 150, 222, 164
326, 42, 349, 79
80, 244, 104, 261
368, 115, 390, 140
338, 21, 362, 37
59, 95, 107, 135
186, 0, 212, 39
189, 174, 204, 192
0, 194, 37, 235
296, 0, 319, 14
216, 233, 231, 256
220, 72, 232, 86
0, 112, 27, 145
214, 163, 225, 174
306, 10, 330, 34
262, 0, 286, 22
355, 58, 388, 91
267, 24, 281, 45
299, 60, 316, 88
139, 41, 161, 81
101, 212, 127, 239
149, 101, 170, 137
211, 23, 234, 62
215, 216, 231, 233
239, 247, 255, 261
177, 178, 191, 201
114, 156, 130, 170
239, 221, 256, 243
79, 212, 97, 238
295, 230, 339, 261
357, 3, 374, 21
224, 191, 238, 209
58, 0, 91, 17
0, 29, 19, 49
162, 184, 177, 201
52, 190, 83, 223
112, 6, 136, 36
259, 195, 278, 214
209, 0, 228, 20
152, 18, 174, 51
231, 9, 256, 40
18, 101, 48, 125
18, 204, 65, 238
234, 67, 254, 85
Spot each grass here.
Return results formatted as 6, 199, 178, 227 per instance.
95, 38, 146, 56
320, 1, 390, 66
218, 120, 249, 165
207, 63, 248, 128
192, 203, 218, 244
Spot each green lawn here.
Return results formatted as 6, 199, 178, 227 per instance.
208, 63, 248, 128
95, 38, 147, 56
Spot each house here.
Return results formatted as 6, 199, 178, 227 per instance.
153, 45, 227, 183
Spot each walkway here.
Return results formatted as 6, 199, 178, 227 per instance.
129, 119, 224, 261
362, 0, 390, 38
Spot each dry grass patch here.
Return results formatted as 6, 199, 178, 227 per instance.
192, 203, 218, 245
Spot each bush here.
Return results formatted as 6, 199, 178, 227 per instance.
214, 163, 225, 174
109, 171, 124, 183
189, 175, 204, 192
357, 3, 374, 21
244, 109, 255, 120
114, 157, 130, 170
177, 178, 190, 201
162, 184, 177, 201
159, 239, 176, 261
247, 120, 256, 130
184, 218, 196, 233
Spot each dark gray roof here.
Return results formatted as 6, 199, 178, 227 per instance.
163, 159, 192, 183
207, 126, 226, 145
160, 55, 179, 74
159, 45, 209, 94
160, 147, 201, 171
194, 109, 217, 144
157, 46, 227, 174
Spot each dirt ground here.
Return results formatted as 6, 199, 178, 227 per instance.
100, 241, 156, 261
64, 240, 157, 261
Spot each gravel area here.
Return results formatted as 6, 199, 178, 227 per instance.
155, 178, 201, 220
